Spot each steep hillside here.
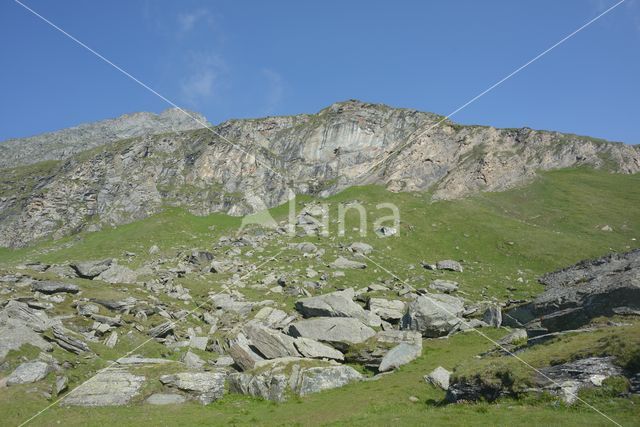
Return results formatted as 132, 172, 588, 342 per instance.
0, 100, 638, 248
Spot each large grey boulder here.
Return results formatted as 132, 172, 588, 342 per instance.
6, 361, 53, 385
368, 298, 405, 321
70, 259, 113, 279
288, 317, 376, 347
210, 294, 254, 316
482, 305, 502, 327
244, 322, 300, 359
97, 264, 138, 284
401, 294, 464, 337
228, 335, 265, 371
0, 300, 56, 332
31, 281, 79, 294
294, 337, 344, 361
62, 369, 145, 406
296, 365, 363, 396
329, 257, 366, 269
378, 342, 422, 372
295, 289, 369, 323
425, 366, 451, 390
429, 279, 459, 293
505, 249, 640, 333
159, 372, 226, 405
228, 371, 289, 402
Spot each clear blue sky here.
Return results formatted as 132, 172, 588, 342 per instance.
1, 0, 639, 143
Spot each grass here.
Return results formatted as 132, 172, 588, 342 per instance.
1, 167, 639, 425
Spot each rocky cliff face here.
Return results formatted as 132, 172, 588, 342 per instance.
1, 100, 639, 248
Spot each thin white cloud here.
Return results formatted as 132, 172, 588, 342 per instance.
180, 52, 227, 105
262, 69, 285, 114
177, 8, 215, 34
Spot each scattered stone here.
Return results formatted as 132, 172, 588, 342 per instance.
182, 351, 205, 370
104, 331, 118, 348
376, 226, 397, 237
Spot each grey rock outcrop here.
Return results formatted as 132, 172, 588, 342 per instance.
505, 249, 640, 333
295, 289, 369, 323
6, 361, 53, 385
31, 281, 79, 294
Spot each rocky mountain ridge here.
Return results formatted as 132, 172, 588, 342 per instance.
1, 100, 639, 248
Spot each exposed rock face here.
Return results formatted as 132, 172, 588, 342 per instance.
62, 369, 145, 407
505, 249, 640, 333
2, 100, 638, 248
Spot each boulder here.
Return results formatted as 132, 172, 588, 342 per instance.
368, 298, 405, 321
348, 242, 373, 255
149, 321, 174, 338
482, 305, 502, 327
401, 294, 464, 337
378, 343, 422, 372
244, 322, 300, 359
6, 361, 52, 385
293, 337, 344, 361
288, 317, 376, 347
429, 279, 459, 293
31, 281, 79, 294
97, 264, 138, 284
329, 257, 366, 270
295, 289, 369, 323
70, 259, 113, 279
375, 226, 397, 237
228, 341, 265, 371
0, 321, 53, 361
294, 242, 318, 254
62, 369, 145, 407
425, 366, 451, 390
228, 371, 289, 402
436, 260, 463, 272
253, 307, 290, 329
159, 372, 226, 405
50, 326, 91, 354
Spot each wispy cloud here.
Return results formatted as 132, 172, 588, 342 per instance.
177, 8, 215, 34
180, 52, 228, 106
262, 69, 285, 114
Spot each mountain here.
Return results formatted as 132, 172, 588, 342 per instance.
0, 99, 638, 248
0, 108, 208, 169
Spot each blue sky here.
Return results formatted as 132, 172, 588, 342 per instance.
1, 0, 639, 143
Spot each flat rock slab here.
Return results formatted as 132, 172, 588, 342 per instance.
146, 393, 187, 405
297, 365, 363, 396
0, 320, 53, 362
31, 281, 79, 294
288, 317, 375, 346
378, 343, 422, 372
6, 361, 52, 385
70, 259, 113, 279
62, 369, 145, 407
